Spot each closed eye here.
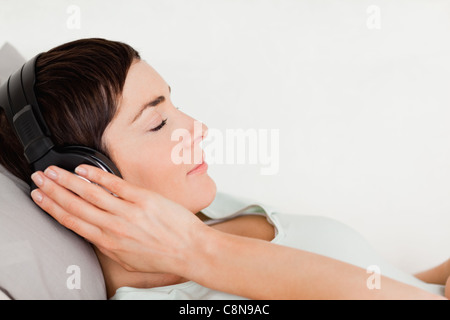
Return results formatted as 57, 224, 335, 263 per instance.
150, 118, 167, 132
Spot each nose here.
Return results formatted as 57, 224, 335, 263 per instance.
175, 120, 208, 150
191, 120, 208, 147
191, 121, 208, 167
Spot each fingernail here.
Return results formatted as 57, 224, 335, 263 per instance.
44, 168, 58, 180
31, 189, 43, 203
75, 166, 87, 176
31, 172, 44, 186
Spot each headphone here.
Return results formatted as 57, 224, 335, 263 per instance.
0, 53, 122, 190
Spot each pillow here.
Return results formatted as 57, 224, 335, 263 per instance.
0, 43, 106, 299
0, 42, 26, 84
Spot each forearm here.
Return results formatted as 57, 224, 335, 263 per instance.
414, 259, 450, 285
184, 227, 445, 300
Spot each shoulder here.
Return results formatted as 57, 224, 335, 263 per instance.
209, 214, 275, 241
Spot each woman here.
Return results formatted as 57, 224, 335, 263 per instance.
0, 38, 448, 299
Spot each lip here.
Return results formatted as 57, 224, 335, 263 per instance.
187, 153, 208, 175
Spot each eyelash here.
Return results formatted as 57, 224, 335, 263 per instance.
150, 118, 167, 132
149, 106, 180, 132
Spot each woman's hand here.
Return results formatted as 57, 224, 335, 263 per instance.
30, 165, 208, 276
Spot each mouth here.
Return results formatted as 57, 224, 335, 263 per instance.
187, 150, 208, 175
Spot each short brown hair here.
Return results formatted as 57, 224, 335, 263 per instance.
0, 38, 140, 185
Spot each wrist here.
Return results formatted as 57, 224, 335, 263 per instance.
180, 221, 223, 283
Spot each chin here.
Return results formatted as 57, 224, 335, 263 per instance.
185, 175, 217, 214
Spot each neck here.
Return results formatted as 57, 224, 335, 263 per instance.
93, 247, 188, 299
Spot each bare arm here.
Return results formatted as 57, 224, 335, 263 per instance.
414, 258, 449, 285
187, 226, 444, 300
30, 165, 446, 300
414, 258, 450, 299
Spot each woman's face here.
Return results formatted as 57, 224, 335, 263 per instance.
102, 59, 216, 214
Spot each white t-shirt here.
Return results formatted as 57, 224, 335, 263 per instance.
111, 200, 445, 299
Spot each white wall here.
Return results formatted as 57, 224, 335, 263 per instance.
1, 0, 449, 274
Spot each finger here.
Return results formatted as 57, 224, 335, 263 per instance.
30, 188, 103, 244
43, 165, 130, 215
31, 170, 113, 227
74, 165, 145, 202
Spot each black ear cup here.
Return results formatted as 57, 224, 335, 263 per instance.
58, 146, 121, 177
30, 146, 122, 191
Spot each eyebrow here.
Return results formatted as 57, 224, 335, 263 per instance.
131, 85, 171, 124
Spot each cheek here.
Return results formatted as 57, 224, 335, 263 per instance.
115, 141, 186, 194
